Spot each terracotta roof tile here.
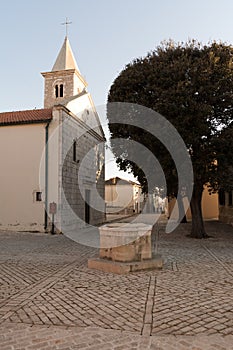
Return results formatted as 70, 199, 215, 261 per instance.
0, 108, 53, 126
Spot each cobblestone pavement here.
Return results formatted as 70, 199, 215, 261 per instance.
0, 221, 232, 349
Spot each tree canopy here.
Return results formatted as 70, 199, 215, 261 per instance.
107, 40, 233, 238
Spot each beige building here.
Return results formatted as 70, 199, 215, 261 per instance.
105, 177, 143, 214
0, 36, 105, 232
168, 186, 219, 221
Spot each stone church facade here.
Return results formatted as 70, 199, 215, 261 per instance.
0, 36, 105, 233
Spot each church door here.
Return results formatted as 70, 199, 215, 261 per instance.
85, 189, 91, 224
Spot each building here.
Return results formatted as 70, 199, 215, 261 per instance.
219, 189, 233, 225
0, 36, 105, 233
218, 124, 233, 226
167, 186, 219, 221
105, 177, 143, 215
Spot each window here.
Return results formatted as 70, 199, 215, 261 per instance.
55, 84, 64, 98
55, 85, 59, 98
60, 84, 64, 97
36, 192, 42, 202
73, 140, 77, 162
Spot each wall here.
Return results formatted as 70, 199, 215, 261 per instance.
219, 206, 233, 225
39, 109, 60, 232
168, 186, 219, 221
201, 188, 219, 220
0, 123, 46, 231
219, 191, 233, 226
58, 108, 105, 234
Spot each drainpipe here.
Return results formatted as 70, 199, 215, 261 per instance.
44, 121, 51, 230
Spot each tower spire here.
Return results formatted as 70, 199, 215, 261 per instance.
51, 36, 79, 72
41, 34, 87, 108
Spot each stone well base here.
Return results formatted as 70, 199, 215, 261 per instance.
88, 255, 163, 275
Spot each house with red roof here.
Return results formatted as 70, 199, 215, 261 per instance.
0, 36, 105, 233
105, 177, 144, 215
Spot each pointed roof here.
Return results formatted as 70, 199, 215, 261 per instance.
52, 36, 80, 72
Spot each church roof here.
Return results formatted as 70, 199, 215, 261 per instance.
0, 108, 53, 126
52, 36, 80, 72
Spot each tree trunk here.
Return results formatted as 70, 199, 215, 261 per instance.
177, 194, 187, 223
189, 184, 208, 238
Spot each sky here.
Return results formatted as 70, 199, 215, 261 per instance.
1, 0, 233, 180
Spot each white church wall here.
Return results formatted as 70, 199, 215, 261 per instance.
73, 73, 86, 94
66, 93, 103, 136
47, 110, 60, 207
39, 108, 61, 232
0, 124, 45, 231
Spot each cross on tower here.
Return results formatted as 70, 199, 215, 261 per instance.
61, 17, 72, 37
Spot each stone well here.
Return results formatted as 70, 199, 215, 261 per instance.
99, 223, 152, 262
88, 222, 163, 274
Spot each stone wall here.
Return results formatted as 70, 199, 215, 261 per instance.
59, 109, 105, 234
42, 70, 85, 109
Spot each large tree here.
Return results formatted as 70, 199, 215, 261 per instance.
107, 40, 233, 238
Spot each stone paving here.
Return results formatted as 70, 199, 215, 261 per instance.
0, 220, 232, 349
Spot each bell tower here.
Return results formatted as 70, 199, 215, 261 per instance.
41, 36, 87, 108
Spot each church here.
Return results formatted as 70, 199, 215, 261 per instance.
0, 36, 105, 233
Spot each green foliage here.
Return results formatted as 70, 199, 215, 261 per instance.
107, 40, 233, 196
